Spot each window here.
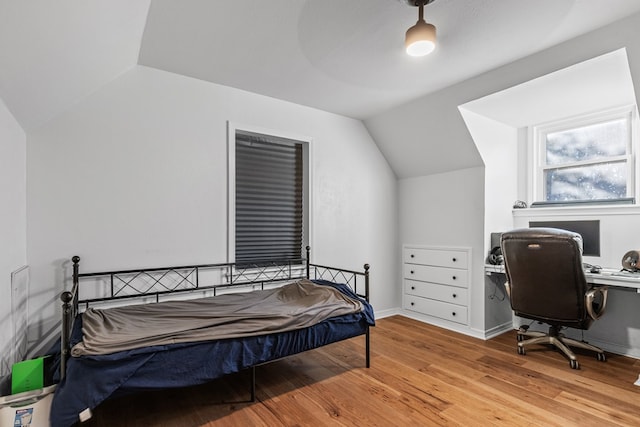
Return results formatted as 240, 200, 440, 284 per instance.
228, 125, 309, 266
532, 108, 636, 205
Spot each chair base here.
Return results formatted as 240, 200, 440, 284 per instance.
516, 326, 606, 369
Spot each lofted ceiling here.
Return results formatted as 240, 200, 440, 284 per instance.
2, 0, 640, 133
0, 0, 150, 131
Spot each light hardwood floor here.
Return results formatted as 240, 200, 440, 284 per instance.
84, 315, 640, 426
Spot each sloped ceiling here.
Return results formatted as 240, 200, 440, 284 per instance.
2, 0, 640, 174
138, 0, 640, 121
0, 0, 150, 131
460, 49, 637, 129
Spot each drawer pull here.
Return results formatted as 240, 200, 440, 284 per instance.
411, 286, 415, 290
410, 270, 414, 274
411, 302, 415, 306
452, 312, 456, 316
452, 257, 457, 262
410, 254, 415, 258
452, 276, 457, 280
452, 293, 457, 298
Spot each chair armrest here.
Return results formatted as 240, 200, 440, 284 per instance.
586, 286, 608, 320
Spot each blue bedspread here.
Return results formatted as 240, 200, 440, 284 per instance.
50, 281, 374, 427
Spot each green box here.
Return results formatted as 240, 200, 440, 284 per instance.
11, 357, 49, 395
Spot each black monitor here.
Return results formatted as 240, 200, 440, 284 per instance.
529, 220, 600, 257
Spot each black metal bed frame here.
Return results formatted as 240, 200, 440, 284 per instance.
60, 246, 370, 400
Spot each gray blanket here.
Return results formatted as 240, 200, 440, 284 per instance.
71, 279, 363, 356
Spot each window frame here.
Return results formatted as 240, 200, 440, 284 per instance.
227, 122, 312, 265
529, 106, 638, 206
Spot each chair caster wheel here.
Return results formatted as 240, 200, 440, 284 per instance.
597, 353, 606, 362
517, 346, 525, 355
570, 360, 579, 369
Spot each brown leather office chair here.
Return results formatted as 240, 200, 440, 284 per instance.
501, 228, 608, 369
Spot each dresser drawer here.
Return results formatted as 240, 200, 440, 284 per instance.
403, 264, 468, 288
403, 247, 468, 269
404, 296, 468, 325
404, 280, 468, 306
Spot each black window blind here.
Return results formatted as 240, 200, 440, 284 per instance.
235, 131, 303, 265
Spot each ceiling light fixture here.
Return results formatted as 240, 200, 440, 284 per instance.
404, 0, 437, 57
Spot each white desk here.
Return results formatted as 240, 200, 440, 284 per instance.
484, 264, 640, 293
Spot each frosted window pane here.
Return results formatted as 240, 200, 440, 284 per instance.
546, 119, 628, 166
545, 162, 627, 201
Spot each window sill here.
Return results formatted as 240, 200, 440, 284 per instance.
513, 203, 640, 218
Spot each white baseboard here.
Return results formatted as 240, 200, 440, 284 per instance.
374, 308, 401, 319
482, 322, 514, 340
393, 311, 513, 341
399, 310, 488, 340
582, 337, 640, 360
381, 307, 640, 360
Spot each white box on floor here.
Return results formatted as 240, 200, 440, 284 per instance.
0, 385, 56, 427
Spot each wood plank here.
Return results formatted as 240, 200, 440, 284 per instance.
84, 316, 640, 426
555, 390, 640, 426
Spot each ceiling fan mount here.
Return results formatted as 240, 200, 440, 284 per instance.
403, 0, 437, 7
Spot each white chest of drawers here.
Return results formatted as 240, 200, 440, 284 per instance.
403, 245, 471, 327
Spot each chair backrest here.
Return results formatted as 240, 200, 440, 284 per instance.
501, 228, 589, 328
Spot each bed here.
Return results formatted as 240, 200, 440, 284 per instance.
51, 247, 373, 427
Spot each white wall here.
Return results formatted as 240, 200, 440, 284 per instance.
398, 167, 486, 333
26, 65, 398, 344
458, 109, 519, 249
457, 110, 519, 332
0, 97, 27, 374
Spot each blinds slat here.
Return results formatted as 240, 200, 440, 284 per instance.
235, 131, 304, 264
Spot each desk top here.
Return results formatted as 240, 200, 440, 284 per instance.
484, 264, 640, 292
